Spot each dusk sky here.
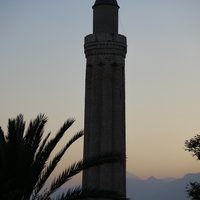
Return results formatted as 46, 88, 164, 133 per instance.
1, 0, 200, 180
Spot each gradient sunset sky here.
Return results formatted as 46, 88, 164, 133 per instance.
1, 0, 200, 180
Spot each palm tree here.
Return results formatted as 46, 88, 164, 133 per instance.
0, 114, 126, 200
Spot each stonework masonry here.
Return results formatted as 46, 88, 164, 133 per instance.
93, 5, 118, 33
85, 33, 126, 57
83, 0, 127, 197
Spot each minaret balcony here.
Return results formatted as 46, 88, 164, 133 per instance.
84, 33, 127, 58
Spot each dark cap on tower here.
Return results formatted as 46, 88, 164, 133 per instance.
93, 0, 119, 8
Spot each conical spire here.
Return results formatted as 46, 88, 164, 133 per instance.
93, 0, 119, 7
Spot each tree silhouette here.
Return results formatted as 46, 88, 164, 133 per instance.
0, 114, 127, 200
185, 134, 200, 200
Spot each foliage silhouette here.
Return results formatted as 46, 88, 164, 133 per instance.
185, 134, 200, 200
0, 114, 127, 200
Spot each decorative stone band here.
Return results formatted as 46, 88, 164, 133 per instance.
84, 33, 127, 58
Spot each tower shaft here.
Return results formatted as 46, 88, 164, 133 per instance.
83, 0, 127, 197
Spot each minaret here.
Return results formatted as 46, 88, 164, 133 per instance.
83, 0, 127, 196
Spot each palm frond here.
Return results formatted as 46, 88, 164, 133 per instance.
53, 186, 128, 200
1, 115, 26, 200
0, 126, 7, 191
15, 114, 25, 140
24, 118, 75, 198
49, 152, 124, 195
35, 130, 83, 194
24, 114, 48, 161
6, 115, 25, 181
22, 114, 48, 199
15, 115, 26, 180
0, 127, 6, 171
6, 117, 16, 142
34, 118, 75, 163
1, 114, 126, 200
35, 132, 51, 159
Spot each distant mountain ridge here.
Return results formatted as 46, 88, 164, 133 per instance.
51, 172, 200, 200
127, 172, 200, 200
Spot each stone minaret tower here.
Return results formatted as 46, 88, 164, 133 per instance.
83, 0, 127, 196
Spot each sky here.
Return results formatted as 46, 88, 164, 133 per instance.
0, 0, 200, 180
